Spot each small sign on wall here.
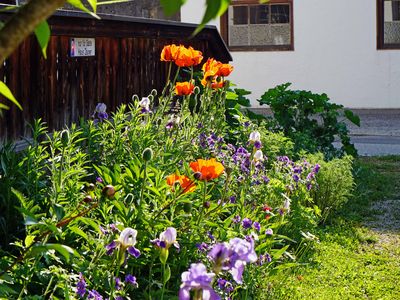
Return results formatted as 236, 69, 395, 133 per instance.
70, 38, 95, 57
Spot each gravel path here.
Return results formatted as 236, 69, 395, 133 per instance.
365, 199, 400, 252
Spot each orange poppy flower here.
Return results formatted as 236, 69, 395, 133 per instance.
202, 58, 222, 79
166, 174, 196, 193
188, 46, 203, 66
217, 63, 234, 77
175, 81, 195, 96
189, 158, 225, 181
211, 80, 225, 89
160, 44, 180, 62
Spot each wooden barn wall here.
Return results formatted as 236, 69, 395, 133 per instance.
0, 14, 229, 141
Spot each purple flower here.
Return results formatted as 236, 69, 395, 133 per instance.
179, 263, 219, 300
306, 183, 312, 190
152, 227, 180, 250
207, 231, 215, 241
228, 238, 257, 283
313, 164, 320, 173
76, 273, 86, 298
265, 228, 273, 236
105, 228, 140, 260
98, 111, 108, 120
125, 274, 138, 288
306, 172, 315, 181
109, 223, 119, 233
262, 176, 270, 184
254, 140, 262, 149
229, 195, 236, 204
115, 277, 122, 290
116, 297, 124, 300
99, 226, 109, 235
292, 174, 300, 182
196, 242, 210, 252
253, 222, 261, 232
208, 243, 231, 272
96, 177, 103, 183
232, 215, 241, 224
197, 122, 204, 128
242, 218, 252, 229
87, 290, 103, 300
217, 278, 227, 289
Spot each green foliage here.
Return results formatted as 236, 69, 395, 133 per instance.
268, 156, 400, 299
306, 153, 354, 222
258, 83, 359, 159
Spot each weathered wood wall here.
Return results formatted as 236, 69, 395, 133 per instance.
0, 11, 231, 140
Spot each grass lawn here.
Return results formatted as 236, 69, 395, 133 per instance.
272, 155, 400, 299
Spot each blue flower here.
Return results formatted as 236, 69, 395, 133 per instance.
253, 221, 261, 232
87, 289, 103, 300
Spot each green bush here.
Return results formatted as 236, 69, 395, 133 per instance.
258, 83, 360, 159
306, 153, 354, 222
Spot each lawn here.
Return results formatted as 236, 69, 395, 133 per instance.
270, 156, 400, 299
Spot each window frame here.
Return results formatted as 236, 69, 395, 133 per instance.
220, 0, 294, 51
377, 0, 400, 49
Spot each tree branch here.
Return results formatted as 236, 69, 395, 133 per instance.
0, 0, 66, 64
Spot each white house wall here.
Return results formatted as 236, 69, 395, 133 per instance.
181, 0, 400, 108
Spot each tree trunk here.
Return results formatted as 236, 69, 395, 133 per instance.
0, 0, 66, 64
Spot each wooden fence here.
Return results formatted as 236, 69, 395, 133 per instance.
0, 10, 231, 140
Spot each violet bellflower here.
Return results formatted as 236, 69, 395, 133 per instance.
179, 263, 220, 300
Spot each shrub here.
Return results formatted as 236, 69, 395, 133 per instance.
258, 83, 360, 159
306, 153, 354, 222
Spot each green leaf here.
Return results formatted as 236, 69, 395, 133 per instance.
193, 0, 230, 36
344, 109, 361, 127
34, 21, 50, 59
24, 235, 36, 248
87, 0, 97, 12
28, 244, 79, 262
0, 81, 22, 110
160, 0, 186, 16
69, 226, 88, 240
67, 0, 99, 19
0, 102, 9, 110
164, 264, 171, 283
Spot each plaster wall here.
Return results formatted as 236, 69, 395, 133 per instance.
182, 0, 400, 108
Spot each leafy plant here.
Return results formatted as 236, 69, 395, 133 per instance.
258, 83, 360, 159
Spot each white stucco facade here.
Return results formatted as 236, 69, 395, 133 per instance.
181, 0, 400, 108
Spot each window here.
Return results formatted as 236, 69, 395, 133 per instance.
220, 0, 293, 51
378, 0, 400, 49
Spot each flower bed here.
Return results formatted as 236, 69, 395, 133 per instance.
0, 45, 352, 299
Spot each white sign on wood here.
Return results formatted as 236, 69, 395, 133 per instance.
70, 38, 95, 57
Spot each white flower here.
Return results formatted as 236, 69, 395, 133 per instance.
253, 149, 264, 162
118, 228, 138, 248
282, 193, 291, 212
249, 131, 261, 143
160, 227, 179, 249
95, 103, 107, 113
139, 97, 150, 109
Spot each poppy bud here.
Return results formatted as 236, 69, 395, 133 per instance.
142, 148, 153, 162
83, 195, 93, 203
87, 183, 96, 191
203, 201, 210, 209
183, 202, 192, 213
193, 172, 202, 180
61, 130, 69, 147
102, 185, 116, 198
